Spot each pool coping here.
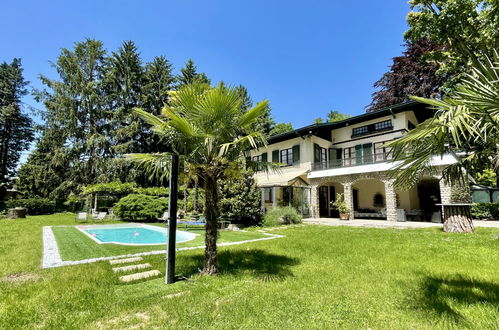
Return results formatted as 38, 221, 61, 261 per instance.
76, 223, 198, 246
41, 225, 285, 269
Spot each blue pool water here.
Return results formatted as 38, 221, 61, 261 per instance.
82, 226, 196, 245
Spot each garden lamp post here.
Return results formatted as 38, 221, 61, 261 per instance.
166, 153, 179, 284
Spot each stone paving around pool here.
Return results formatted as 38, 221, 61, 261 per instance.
41, 225, 285, 269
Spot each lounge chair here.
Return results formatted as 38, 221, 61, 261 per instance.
177, 216, 206, 229
75, 212, 88, 222
92, 212, 107, 222
157, 211, 169, 223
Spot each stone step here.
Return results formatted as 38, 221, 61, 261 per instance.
112, 263, 152, 273
109, 257, 143, 265
119, 270, 161, 283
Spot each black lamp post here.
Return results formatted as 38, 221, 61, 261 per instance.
166, 153, 179, 284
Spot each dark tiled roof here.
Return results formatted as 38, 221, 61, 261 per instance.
268, 100, 432, 144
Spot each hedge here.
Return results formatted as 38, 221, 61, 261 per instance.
6, 198, 55, 215
471, 202, 499, 219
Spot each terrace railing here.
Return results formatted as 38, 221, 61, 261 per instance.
312, 152, 393, 171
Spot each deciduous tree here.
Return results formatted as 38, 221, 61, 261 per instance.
367, 39, 448, 112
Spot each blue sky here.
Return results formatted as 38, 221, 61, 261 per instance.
1, 0, 410, 160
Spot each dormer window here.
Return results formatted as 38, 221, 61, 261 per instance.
352, 119, 393, 137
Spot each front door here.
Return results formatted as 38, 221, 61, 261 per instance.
418, 181, 441, 220
353, 189, 359, 211
329, 186, 339, 217
319, 186, 329, 217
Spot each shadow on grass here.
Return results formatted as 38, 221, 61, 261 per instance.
414, 274, 498, 324
181, 249, 300, 282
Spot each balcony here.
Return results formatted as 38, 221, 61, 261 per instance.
311, 152, 393, 171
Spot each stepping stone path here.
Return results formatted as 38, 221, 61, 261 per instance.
112, 263, 152, 273
119, 270, 162, 283
109, 257, 143, 265
108, 257, 161, 283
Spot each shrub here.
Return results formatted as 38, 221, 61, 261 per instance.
6, 198, 54, 215
264, 206, 302, 226
471, 202, 499, 219
450, 185, 472, 203
219, 171, 263, 226
331, 193, 350, 214
113, 194, 168, 222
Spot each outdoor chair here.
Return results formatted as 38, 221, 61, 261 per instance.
75, 212, 88, 222
157, 211, 169, 223
92, 212, 107, 222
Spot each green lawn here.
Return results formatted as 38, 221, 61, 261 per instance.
1, 213, 498, 329
53, 223, 268, 261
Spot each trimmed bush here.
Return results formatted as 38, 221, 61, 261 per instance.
6, 198, 54, 215
264, 206, 302, 226
113, 194, 168, 222
471, 202, 499, 219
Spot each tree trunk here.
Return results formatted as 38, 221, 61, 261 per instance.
184, 183, 188, 214
202, 175, 219, 275
442, 205, 474, 233
193, 179, 198, 212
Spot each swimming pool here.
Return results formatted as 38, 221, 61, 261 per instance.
76, 224, 197, 246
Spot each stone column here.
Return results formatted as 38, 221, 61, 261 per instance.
439, 179, 452, 204
261, 188, 265, 212
342, 182, 355, 220
384, 179, 398, 222
310, 183, 320, 218
272, 187, 277, 208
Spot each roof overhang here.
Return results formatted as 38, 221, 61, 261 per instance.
255, 171, 310, 187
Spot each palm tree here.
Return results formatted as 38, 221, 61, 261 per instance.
130, 83, 269, 274
387, 49, 499, 232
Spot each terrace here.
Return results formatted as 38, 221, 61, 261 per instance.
311, 151, 393, 171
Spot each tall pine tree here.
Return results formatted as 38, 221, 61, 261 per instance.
32, 39, 109, 191
0, 58, 34, 183
175, 59, 210, 87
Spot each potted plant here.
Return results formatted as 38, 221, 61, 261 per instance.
331, 193, 350, 220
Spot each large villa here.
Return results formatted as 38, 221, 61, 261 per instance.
250, 100, 458, 222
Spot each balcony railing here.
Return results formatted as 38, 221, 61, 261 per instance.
312, 152, 393, 171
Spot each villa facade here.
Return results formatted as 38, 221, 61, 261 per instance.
249, 101, 458, 221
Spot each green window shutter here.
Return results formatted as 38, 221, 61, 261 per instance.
314, 143, 321, 163
272, 150, 279, 162
328, 148, 334, 161
292, 145, 300, 163
362, 143, 373, 164
261, 152, 268, 163
329, 148, 342, 167
355, 144, 362, 165
329, 148, 342, 160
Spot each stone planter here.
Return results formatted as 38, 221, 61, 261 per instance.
8, 207, 27, 219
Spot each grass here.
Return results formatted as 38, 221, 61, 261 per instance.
1, 213, 498, 329
52, 224, 268, 261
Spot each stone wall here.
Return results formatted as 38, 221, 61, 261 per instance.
310, 170, 450, 221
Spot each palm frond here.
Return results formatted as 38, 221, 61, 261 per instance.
123, 153, 171, 181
